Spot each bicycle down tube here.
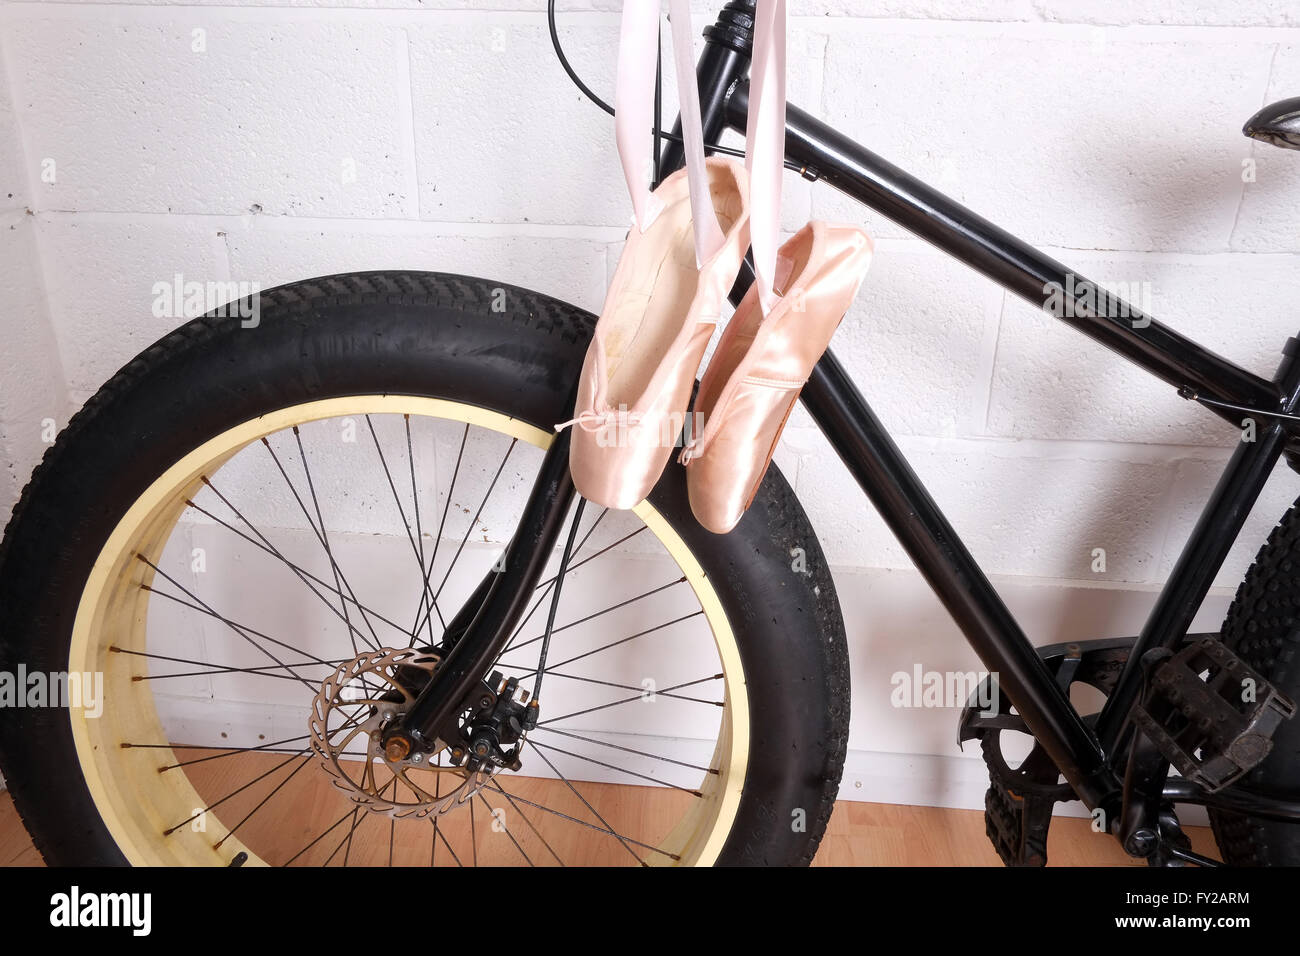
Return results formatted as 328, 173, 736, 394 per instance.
735, 85, 1300, 778
662, 13, 1300, 818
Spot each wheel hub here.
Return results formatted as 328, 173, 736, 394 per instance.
307, 647, 493, 818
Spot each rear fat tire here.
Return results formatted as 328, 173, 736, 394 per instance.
1209, 497, 1300, 866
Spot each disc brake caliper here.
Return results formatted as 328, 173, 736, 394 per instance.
447, 672, 539, 773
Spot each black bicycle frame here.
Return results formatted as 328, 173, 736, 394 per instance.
402, 2, 1300, 844
664, 7, 1300, 824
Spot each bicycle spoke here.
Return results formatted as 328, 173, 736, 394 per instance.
491, 779, 565, 866
319, 779, 397, 867
135, 556, 320, 693
487, 506, 608, 675
197, 476, 391, 652
161, 712, 366, 832
261, 437, 386, 653
135, 665, 308, 683
429, 798, 464, 867
527, 739, 703, 797
288, 427, 378, 657
271, 433, 385, 651
138, 585, 339, 671
365, 414, 445, 640
495, 663, 721, 705
530, 523, 646, 595
534, 725, 717, 775
521, 611, 704, 676
409, 435, 518, 643
405, 414, 441, 645
411, 424, 468, 637
112, 645, 342, 682
538, 674, 722, 726
502, 577, 687, 659
284, 806, 357, 866
480, 781, 677, 859
213, 755, 312, 850
164, 748, 311, 835
434, 439, 517, 603
139, 581, 386, 698
470, 794, 478, 867
474, 791, 533, 867
501, 506, 609, 650
184, 495, 413, 641
327, 808, 360, 868
525, 740, 644, 866
141, 731, 318, 771
430, 753, 442, 867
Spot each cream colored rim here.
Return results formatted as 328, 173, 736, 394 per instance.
68, 396, 748, 866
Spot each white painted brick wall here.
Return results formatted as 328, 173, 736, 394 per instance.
2, 2, 1300, 806
0, 40, 65, 526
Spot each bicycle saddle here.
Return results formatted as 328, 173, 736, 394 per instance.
1243, 96, 1300, 150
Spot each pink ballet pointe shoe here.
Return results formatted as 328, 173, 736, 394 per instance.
560, 0, 754, 510
562, 158, 750, 509
562, 0, 789, 511
682, 222, 873, 533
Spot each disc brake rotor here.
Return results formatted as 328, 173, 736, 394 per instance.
308, 647, 494, 819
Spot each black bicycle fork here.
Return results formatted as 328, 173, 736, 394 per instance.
386, 430, 577, 759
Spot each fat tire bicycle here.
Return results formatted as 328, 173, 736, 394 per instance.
2, 1, 1300, 866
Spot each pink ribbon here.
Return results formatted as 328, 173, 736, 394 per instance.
614, 0, 786, 278
746, 0, 786, 315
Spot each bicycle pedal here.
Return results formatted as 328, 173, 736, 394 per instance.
1129, 637, 1297, 793
984, 775, 1052, 867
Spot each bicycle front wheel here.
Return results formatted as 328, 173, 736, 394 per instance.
0, 271, 848, 866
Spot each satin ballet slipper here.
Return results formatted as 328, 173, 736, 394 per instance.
683, 222, 873, 533
561, 157, 751, 510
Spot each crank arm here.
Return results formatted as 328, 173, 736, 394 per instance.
1164, 779, 1300, 824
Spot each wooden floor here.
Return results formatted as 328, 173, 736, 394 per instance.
0, 759, 1221, 866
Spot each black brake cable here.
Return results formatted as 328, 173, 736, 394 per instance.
546, 0, 804, 173
532, 498, 587, 704
653, 31, 664, 186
